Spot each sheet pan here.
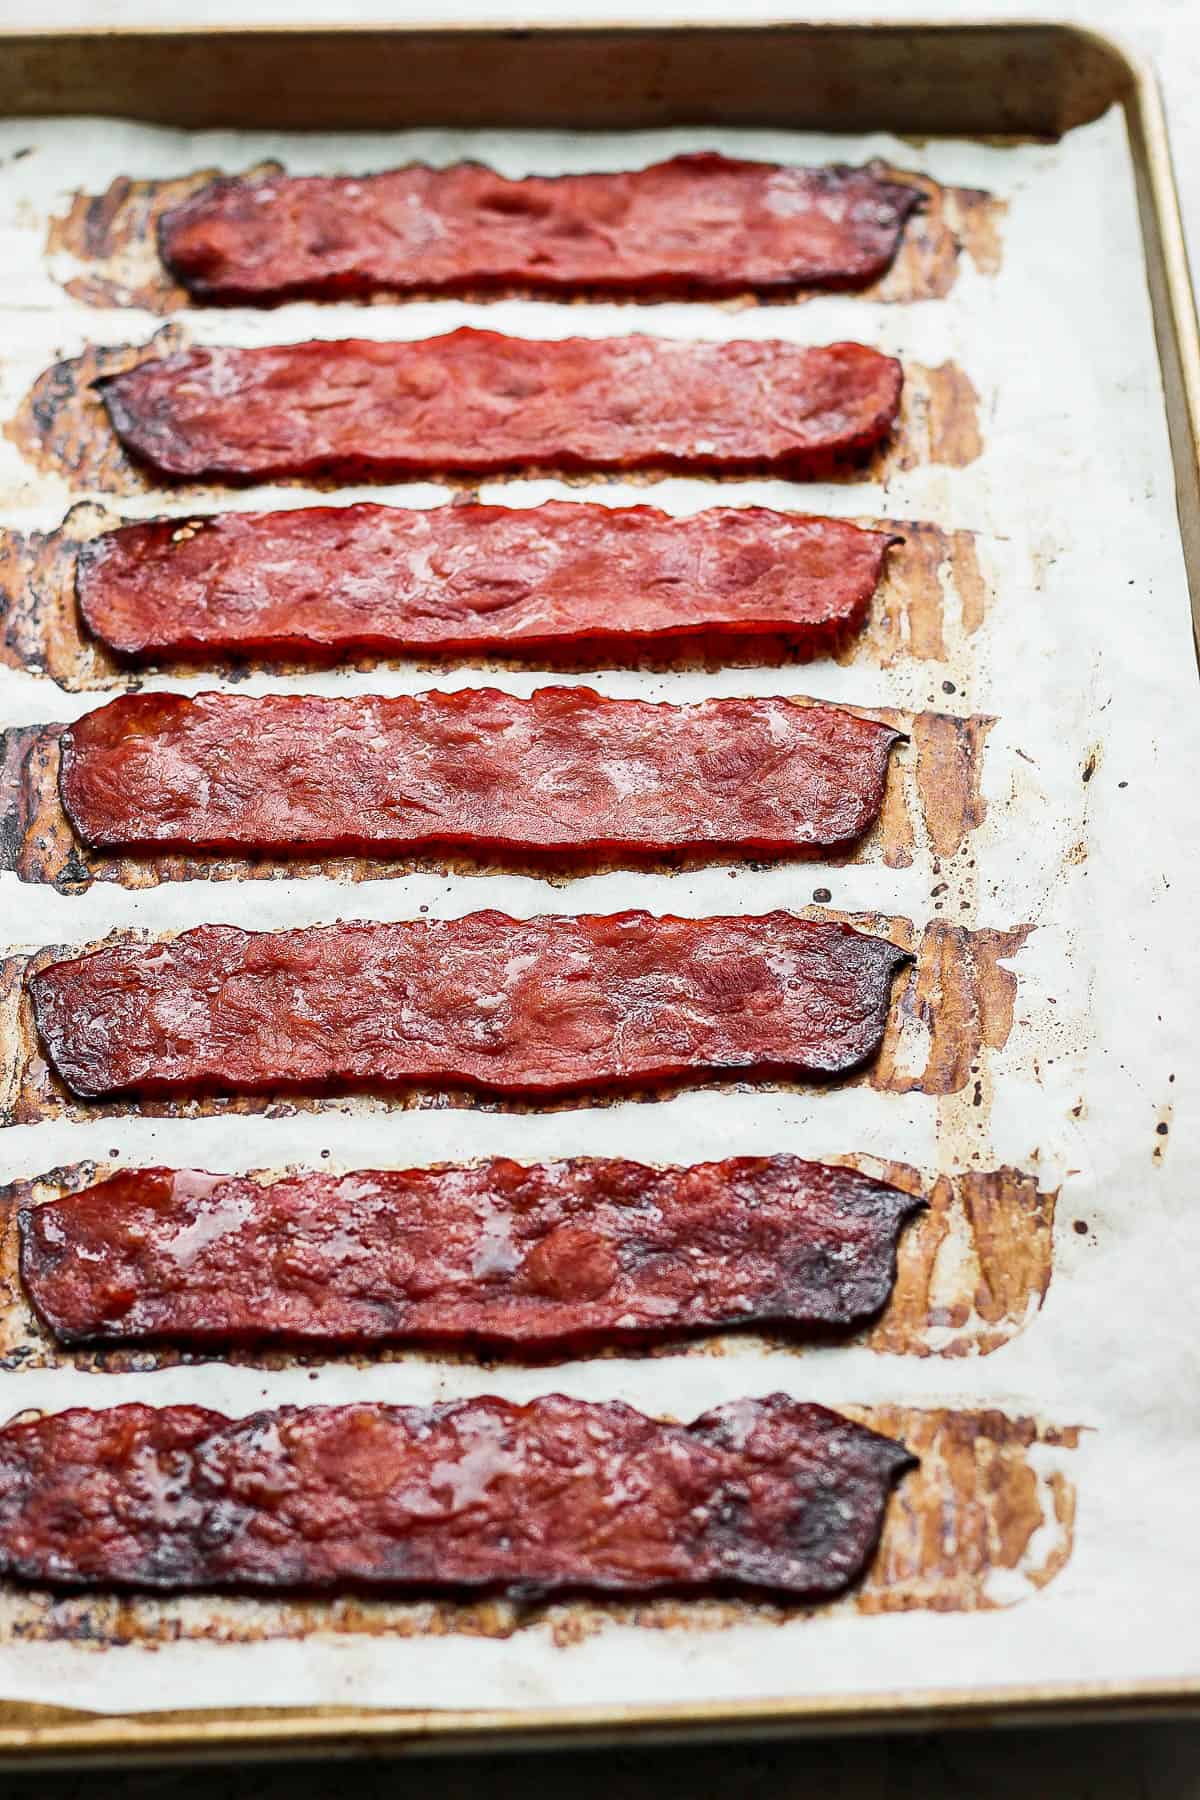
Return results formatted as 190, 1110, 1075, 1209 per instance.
0, 18, 1195, 1761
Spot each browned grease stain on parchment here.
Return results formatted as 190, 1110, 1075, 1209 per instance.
859, 1163, 1055, 1358
0, 503, 126, 691
4, 332, 982, 500
867, 919, 1031, 1100
909, 713, 995, 860
868, 170, 1006, 302
45, 166, 279, 313
868, 705, 994, 873
44, 165, 1004, 315
0, 703, 991, 892
0, 1157, 1054, 1370
0, 1408, 1074, 1650
848, 522, 990, 670
0, 911, 1031, 1129
844, 1408, 1077, 1616
0, 506, 991, 693
904, 364, 984, 471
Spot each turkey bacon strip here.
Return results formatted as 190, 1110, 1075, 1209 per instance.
97, 330, 904, 481
58, 688, 901, 860
76, 501, 896, 664
29, 911, 910, 1101
20, 1156, 923, 1350
158, 153, 922, 304
0, 1396, 914, 1599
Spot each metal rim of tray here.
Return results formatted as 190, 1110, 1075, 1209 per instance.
0, 14, 1195, 1762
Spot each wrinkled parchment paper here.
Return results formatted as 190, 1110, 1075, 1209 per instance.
0, 105, 1196, 1716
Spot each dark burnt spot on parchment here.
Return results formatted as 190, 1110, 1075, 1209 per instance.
0, 911, 1030, 1129
0, 1407, 1073, 1649
1153, 1103, 1173, 1166
0, 1155, 1054, 1369
0, 703, 991, 891
5, 336, 982, 498
43, 164, 1003, 315
0, 508, 989, 691
4, 329, 188, 496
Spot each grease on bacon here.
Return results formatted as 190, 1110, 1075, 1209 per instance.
19, 1156, 923, 1350
158, 153, 922, 303
76, 501, 896, 663
58, 689, 900, 861
29, 912, 911, 1101
97, 331, 904, 482
0, 1397, 914, 1599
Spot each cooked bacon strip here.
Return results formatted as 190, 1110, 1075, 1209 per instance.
29, 912, 909, 1101
76, 501, 895, 663
0, 1396, 913, 1597
20, 1157, 922, 1350
97, 331, 904, 482
58, 689, 900, 860
158, 154, 922, 304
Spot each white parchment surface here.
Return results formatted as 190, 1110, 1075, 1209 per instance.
0, 107, 1196, 1715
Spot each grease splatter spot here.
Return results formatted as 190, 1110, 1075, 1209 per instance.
1153, 1104, 1174, 1165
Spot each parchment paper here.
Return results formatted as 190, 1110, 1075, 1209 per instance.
0, 107, 1196, 1715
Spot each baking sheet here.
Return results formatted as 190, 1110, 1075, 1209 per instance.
0, 106, 1195, 1717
